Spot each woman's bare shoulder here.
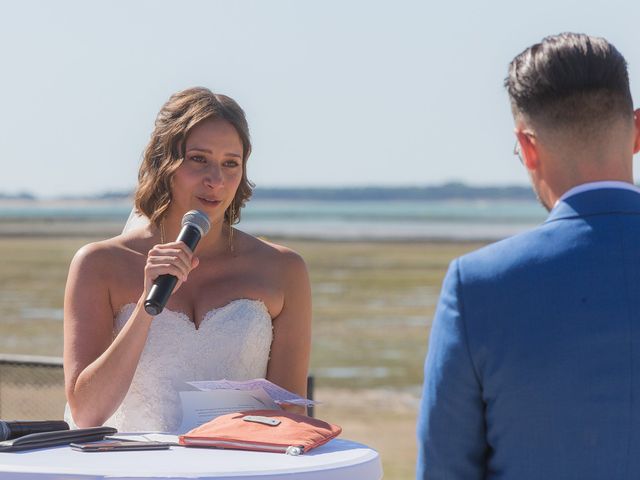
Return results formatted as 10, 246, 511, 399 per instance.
236, 230, 307, 273
71, 229, 152, 272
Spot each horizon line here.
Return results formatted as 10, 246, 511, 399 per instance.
0, 181, 538, 200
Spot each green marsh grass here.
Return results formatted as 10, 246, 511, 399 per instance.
0, 226, 484, 479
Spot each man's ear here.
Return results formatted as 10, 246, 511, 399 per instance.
515, 129, 539, 170
633, 108, 640, 154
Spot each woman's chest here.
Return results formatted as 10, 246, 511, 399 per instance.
117, 300, 273, 377
110, 255, 283, 326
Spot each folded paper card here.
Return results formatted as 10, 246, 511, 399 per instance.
186, 379, 319, 407
176, 388, 280, 433
179, 410, 341, 455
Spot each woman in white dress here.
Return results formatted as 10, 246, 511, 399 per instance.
63, 87, 311, 432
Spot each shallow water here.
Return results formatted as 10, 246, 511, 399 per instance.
0, 198, 546, 241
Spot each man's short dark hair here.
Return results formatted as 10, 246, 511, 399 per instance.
505, 32, 633, 128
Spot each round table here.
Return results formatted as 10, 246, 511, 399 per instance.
0, 437, 382, 479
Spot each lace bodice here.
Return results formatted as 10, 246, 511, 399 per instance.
65, 299, 273, 433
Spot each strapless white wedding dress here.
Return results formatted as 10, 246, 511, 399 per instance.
64, 299, 273, 433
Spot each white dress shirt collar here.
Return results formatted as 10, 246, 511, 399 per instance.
554, 181, 640, 208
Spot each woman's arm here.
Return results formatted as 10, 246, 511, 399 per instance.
63, 240, 196, 427
266, 249, 312, 414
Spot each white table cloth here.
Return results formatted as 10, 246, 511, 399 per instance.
0, 437, 382, 479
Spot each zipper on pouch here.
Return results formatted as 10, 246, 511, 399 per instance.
184, 438, 304, 455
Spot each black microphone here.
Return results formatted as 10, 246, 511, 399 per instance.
144, 210, 211, 316
0, 420, 69, 441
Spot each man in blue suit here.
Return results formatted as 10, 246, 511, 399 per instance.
417, 33, 640, 479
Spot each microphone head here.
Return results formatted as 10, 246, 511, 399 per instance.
182, 210, 211, 237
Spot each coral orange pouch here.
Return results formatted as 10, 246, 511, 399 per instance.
179, 410, 342, 455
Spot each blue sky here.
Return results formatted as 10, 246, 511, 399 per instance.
1, 0, 639, 197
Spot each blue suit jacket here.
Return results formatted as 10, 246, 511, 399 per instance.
417, 188, 640, 479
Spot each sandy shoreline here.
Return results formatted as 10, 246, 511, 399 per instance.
0, 220, 126, 237
0, 219, 500, 243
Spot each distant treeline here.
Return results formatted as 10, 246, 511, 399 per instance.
0, 192, 36, 200
1, 182, 540, 201
252, 183, 536, 201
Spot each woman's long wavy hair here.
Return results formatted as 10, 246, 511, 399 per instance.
134, 87, 253, 227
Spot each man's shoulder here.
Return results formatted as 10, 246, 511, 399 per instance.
455, 222, 557, 282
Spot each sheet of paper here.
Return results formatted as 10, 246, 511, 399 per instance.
186, 378, 319, 406
176, 388, 280, 434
